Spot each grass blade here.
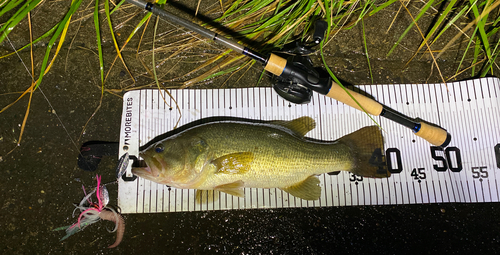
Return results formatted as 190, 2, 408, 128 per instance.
455, 27, 478, 75
0, 0, 43, 44
0, 23, 58, 60
470, 0, 492, 60
386, 0, 435, 57
103, 0, 133, 82
94, 0, 104, 87
369, 0, 398, 16
110, 0, 125, 15
413, 0, 458, 55
480, 38, 500, 76
361, 19, 373, 83
34, 0, 82, 90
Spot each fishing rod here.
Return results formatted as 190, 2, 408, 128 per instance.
124, 0, 451, 147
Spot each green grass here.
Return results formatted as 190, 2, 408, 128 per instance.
2, 0, 499, 90
1, 0, 500, 144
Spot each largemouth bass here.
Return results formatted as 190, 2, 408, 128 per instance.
132, 116, 389, 202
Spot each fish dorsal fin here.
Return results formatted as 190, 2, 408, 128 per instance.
215, 180, 245, 197
212, 152, 254, 174
280, 175, 321, 200
196, 190, 220, 204
269, 116, 316, 137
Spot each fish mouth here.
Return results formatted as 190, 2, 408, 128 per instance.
131, 165, 153, 178
132, 154, 161, 178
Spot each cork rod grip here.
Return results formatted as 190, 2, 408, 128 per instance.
326, 81, 384, 116
264, 53, 287, 76
415, 122, 450, 147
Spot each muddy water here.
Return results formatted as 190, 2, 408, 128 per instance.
0, 1, 498, 254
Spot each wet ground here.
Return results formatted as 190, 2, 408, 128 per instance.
1, 1, 499, 254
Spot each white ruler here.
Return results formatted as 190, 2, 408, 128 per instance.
117, 77, 500, 214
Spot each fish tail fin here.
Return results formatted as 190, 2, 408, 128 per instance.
338, 126, 390, 178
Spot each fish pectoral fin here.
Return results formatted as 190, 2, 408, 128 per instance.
196, 190, 220, 204
212, 152, 254, 174
215, 180, 245, 197
280, 176, 321, 200
269, 116, 316, 137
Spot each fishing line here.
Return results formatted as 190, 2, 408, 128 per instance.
3, 32, 89, 164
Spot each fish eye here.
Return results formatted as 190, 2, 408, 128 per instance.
155, 144, 164, 153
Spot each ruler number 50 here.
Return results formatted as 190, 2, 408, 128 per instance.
430, 146, 463, 172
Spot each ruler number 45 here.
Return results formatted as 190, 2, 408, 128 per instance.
411, 168, 426, 180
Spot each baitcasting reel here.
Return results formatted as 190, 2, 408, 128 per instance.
272, 19, 330, 104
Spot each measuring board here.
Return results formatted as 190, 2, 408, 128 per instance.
117, 77, 500, 214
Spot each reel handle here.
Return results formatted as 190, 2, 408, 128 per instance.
327, 80, 450, 147
326, 80, 383, 116
415, 122, 451, 147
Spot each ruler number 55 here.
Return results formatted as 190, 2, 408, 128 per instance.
471, 166, 488, 179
